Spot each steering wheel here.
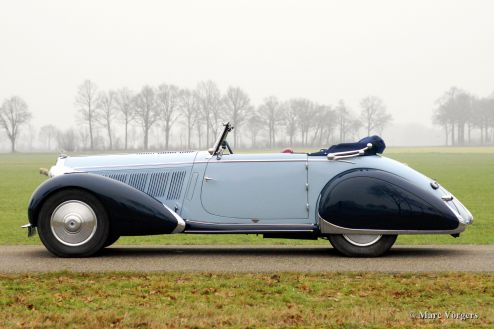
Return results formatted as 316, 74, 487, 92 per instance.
222, 140, 234, 154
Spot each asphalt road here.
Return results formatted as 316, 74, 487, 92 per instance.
1, 245, 493, 273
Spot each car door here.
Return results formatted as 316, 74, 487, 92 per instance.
200, 153, 308, 221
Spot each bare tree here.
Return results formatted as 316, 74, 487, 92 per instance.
283, 101, 298, 147
290, 98, 315, 146
474, 97, 494, 145
75, 80, 98, 150
114, 88, 135, 150
134, 85, 159, 150
246, 110, 264, 148
179, 88, 199, 149
223, 86, 251, 147
0, 96, 32, 152
258, 96, 283, 148
335, 100, 351, 142
311, 105, 336, 146
97, 90, 117, 150
156, 84, 181, 149
39, 124, 59, 150
196, 81, 221, 146
359, 96, 392, 136
432, 87, 471, 145
57, 128, 78, 152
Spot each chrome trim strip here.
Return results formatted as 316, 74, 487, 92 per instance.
318, 217, 466, 235
444, 199, 473, 225
210, 159, 307, 163
184, 230, 316, 233
164, 204, 186, 234
74, 159, 310, 171
327, 143, 372, 161
75, 162, 195, 170
185, 220, 315, 227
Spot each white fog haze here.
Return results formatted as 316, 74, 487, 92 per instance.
1, 0, 494, 151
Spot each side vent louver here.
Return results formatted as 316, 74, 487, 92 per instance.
148, 172, 169, 197
95, 169, 186, 200
107, 173, 127, 183
167, 171, 186, 200
128, 172, 148, 192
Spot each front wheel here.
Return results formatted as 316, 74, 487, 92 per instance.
328, 234, 397, 257
37, 189, 109, 257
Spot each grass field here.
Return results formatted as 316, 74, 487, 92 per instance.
0, 148, 493, 245
0, 272, 492, 328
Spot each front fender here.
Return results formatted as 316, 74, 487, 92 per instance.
318, 168, 463, 232
28, 173, 183, 235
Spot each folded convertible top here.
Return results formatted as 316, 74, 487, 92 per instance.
308, 135, 386, 156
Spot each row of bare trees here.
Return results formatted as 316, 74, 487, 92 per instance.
70, 80, 393, 151
433, 87, 494, 145
1, 80, 393, 152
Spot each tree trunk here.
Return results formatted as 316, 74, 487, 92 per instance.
11, 138, 15, 153
187, 122, 192, 149
197, 124, 202, 149
444, 124, 449, 146
272, 128, 276, 148
107, 124, 112, 150
165, 121, 170, 150
451, 122, 455, 146
468, 123, 471, 145
124, 120, 128, 150
144, 128, 149, 150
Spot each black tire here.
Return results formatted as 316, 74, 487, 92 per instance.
103, 231, 120, 248
328, 234, 397, 257
37, 189, 109, 257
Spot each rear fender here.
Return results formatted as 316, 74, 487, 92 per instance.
28, 173, 184, 235
317, 169, 463, 233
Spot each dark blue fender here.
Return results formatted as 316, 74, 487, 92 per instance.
318, 169, 460, 231
28, 173, 180, 235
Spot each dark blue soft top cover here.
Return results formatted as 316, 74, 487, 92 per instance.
308, 135, 386, 156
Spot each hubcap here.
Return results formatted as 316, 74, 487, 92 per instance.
50, 200, 97, 246
342, 234, 382, 247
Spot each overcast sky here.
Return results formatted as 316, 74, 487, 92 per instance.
1, 0, 494, 132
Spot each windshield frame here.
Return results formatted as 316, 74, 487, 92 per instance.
209, 122, 234, 155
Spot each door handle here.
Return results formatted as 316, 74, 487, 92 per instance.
204, 176, 215, 182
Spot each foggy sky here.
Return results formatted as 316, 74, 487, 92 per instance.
1, 0, 494, 139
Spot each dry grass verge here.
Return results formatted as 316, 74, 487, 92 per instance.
1, 272, 493, 328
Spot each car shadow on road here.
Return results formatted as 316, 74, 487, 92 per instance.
94, 245, 468, 258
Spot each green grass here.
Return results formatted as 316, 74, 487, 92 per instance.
0, 272, 492, 328
0, 149, 493, 245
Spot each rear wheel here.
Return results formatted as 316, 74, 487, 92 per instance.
328, 234, 397, 257
37, 189, 109, 257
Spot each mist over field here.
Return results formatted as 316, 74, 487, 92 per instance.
1, 0, 494, 152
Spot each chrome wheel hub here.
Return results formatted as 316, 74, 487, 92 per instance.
342, 234, 382, 247
50, 200, 97, 246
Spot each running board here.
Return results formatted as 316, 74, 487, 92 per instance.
184, 220, 318, 234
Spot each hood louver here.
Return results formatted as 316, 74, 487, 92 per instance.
94, 169, 186, 200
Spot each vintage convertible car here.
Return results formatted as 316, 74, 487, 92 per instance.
24, 123, 473, 257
